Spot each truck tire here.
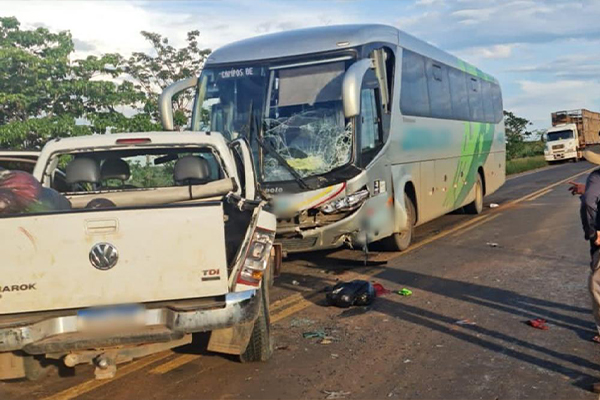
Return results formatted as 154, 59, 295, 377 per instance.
464, 174, 484, 215
23, 355, 49, 381
381, 194, 415, 252
239, 285, 273, 363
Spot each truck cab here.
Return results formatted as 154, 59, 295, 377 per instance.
544, 123, 579, 162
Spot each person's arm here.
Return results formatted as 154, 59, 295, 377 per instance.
581, 173, 600, 243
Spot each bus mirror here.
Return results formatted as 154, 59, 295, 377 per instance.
159, 77, 198, 131
342, 59, 374, 118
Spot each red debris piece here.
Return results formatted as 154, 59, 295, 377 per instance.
527, 318, 548, 330
372, 282, 391, 297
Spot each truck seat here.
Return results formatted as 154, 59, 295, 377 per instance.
65, 158, 100, 191
101, 158, 134, 188
173, 156, 211, 185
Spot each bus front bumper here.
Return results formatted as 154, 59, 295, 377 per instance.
276, 197, 394, 253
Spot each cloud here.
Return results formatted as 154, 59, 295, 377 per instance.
506, 79, 600, 128
458, 44, 515, 60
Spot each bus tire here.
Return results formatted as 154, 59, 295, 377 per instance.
381, 194, 415, 252
239, 284, 273, 363
464, 174, 484, 214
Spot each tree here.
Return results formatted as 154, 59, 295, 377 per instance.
503, 110, 533, 159
0, 17, 152, 149
125, 31, 211, 130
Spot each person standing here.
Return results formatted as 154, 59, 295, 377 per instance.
569, 148, 600, 344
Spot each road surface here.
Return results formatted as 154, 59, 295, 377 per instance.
2, 161, 599, 400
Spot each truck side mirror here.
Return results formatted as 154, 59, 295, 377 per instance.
342, 59, 374, 118
159, 77, 198, 131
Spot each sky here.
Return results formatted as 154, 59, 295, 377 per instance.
4, 0, 600, 130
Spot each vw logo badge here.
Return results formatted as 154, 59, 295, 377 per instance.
89, 242, 119, 271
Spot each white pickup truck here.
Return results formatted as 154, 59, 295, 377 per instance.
0, 131, 278, 380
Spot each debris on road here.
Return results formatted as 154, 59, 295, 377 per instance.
527, 318, 549, 330
325, 280, 375, 308
373, 282, 392, 296
486, 242, 499, 248
290, 317, 314, 327
303, 330, 326, 339
455, 319, 477, 326
324, 390, 351, 399
490, 203, 499, 208
397, 288, 413, 296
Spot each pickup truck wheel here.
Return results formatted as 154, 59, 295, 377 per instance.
464, 174, 484, 215
239, 285, 273, 363
380, 194, 415, 252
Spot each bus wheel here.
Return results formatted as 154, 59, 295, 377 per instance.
464, 174, 484, 214
381, 194, 415, 252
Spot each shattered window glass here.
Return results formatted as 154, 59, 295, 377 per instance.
263, 62, 352, 181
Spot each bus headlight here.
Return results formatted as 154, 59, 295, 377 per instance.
320, 189, 369, 214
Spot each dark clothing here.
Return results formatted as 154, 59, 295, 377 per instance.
580, 168, 600, 255
579, 168, 600, 335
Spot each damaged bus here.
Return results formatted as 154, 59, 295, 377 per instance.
160, 24, 506, 253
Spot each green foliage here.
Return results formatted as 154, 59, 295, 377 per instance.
503, 110, 536, 160
506, 155, 547, 175
125, 30, 211, 130
128, 159, 175, 188
0, 16, 211, 149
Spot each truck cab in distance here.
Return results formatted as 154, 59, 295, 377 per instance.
544, 109, 600, 162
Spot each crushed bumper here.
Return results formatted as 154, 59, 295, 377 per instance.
0, 290, 259, 354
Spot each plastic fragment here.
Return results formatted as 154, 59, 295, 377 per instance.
490, 203, 499, 208
373, 282, 392, 296
455, 319, 477, 326
303, 330, 326, 339
527, 318, 548, 330
292, 280, 300, 286
397, 288, 413, 296
324, 390, 351, 399
486, 242, 499, 247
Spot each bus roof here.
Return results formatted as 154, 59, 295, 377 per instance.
205, 24, 498, 83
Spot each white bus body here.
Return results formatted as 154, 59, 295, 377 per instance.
162, 24, 506, 253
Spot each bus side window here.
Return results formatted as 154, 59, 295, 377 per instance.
359, 87, 383, 167
481, 81, 495, 123
468, 77, 484, 122
400, 50, 430, 117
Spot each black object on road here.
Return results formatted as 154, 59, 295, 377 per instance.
325, 280, 375, 308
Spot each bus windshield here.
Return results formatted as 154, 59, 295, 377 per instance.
547, 130, 574, 141
191, 60, 353, 183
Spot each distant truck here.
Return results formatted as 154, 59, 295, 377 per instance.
544, 109, 600, 162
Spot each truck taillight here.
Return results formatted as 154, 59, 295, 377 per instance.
115, 138, 151, 145
236, 228, 276, 286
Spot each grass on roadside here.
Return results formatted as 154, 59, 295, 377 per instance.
506, 155, 547, 175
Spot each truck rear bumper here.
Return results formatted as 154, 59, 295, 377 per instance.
0, 290, 259, 354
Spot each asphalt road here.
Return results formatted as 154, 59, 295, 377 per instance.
2, 160, 599, 400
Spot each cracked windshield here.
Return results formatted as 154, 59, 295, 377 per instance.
192, 61, 353, 182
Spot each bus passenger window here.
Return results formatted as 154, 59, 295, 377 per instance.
468, 78, 484, 122
360, 88, 383, 166
481, 81, 495, 123
426, 61, 452, 119
448, 68, 470, 121
400, 50, 430, 117
491, 83, 503, 123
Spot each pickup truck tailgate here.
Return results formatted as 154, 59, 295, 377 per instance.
0, 204, 229, 314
